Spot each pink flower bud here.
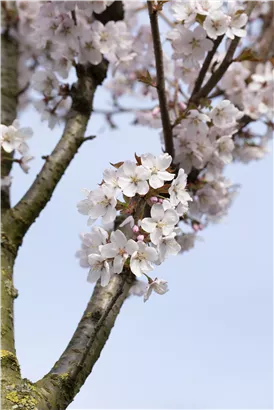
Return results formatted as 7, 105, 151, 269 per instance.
137, 235, 144, 242
192, 223, 199, 232
133, 225, 139, 233
158, 198, 163, 204
152, 107, 160, 116
150, 196, 158, 203
179, 101, 186, 111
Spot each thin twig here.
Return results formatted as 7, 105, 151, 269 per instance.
191, 2, 257, 104
17, 81, 30, 97
190, 35, 224, 100
71, 9, 77, 25
192, 36, 241, 103
83, 135, 96, 141
147, 1, 174, 158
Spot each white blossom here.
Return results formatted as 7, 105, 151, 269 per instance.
144, 278, 169, 302
32, 71, 59, 96
118, 161, 150, 197
181, 110, 210, 138
168, 169, 192, 208
141, 153, 174, 189
203, 10, 230, 39
141, 204, 179, 245
88, 254, 112, 287
157, 233, 181, 263
76, 227, 109, 268
195, 0, 223, 16
129, 280, 148, 297
103, 167, 122, 192
100, 230, 134, 274
210, 100, 243, 128
177, 233, 199, 253
20, 155, 34, 174
168, 26, 213, 68
77, 185, 117, 224
85, 1, 113, 16
171, 1, 197, 27
226, 7, 248, 39
128, 241, 158, 277
0, 120, 33, 155
79, 30, 102, 65
215, 135, 235, 164
219, 62, 250, 95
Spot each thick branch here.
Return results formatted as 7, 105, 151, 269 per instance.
1, 2, 18, 212
35, 271, 135, 410
147, 1, 174, 158
0, 0, 21, 409
2, 63, 106, 249
3, 2, 126, 248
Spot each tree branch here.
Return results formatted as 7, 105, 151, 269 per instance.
191, 2, 257, 104
1, 2, 18, 212
35, 271, 135, 410
2, 63, 107, 249
147, 1, 174, 158
254, 4, 274, 60
3, 3, 126, 249
190, 35, 224, 100
1, 5, 23, 409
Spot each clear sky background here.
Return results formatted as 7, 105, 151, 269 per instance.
11, 88, 273, 409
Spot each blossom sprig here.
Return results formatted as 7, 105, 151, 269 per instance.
76, 153, 193, 301
0, 120, 34, 173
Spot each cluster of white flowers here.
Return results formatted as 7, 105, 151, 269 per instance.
218, 59, 273, 163
57, 1, 114, 16
173, 101, 242, 177
76, 153, 193, 301
16, 1, 135, 128
3, 1, 272, 300
0, 120, 34, 173
170, 1, 248, 40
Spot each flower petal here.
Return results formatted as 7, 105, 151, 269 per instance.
141, 218, 157, 233
151, 203, 165, 221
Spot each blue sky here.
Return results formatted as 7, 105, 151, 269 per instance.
11, 87, 273, 409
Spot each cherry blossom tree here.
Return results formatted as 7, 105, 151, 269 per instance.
1, 1, 273, 409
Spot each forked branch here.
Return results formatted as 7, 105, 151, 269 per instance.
147, 1, 174, 158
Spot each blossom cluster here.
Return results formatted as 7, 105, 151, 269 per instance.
173, 100, 243, 178
0, 120, 34, 173
170, 1, 248, 40
16, 1, 135, 128
76, 153, 192, 301
2, 1, 272, 298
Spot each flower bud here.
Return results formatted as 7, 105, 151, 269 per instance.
137, 234, 144, 241
133, 225, 139, 233
150, 196, 158, 203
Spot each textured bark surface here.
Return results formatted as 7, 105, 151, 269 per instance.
1, 5, 22, 410
1, 3, 18, 211
34, 272, 135, 410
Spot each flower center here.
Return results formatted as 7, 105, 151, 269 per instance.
130, 176, 140, 185
191, 38, 199, 49
100, 31, 108, 42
